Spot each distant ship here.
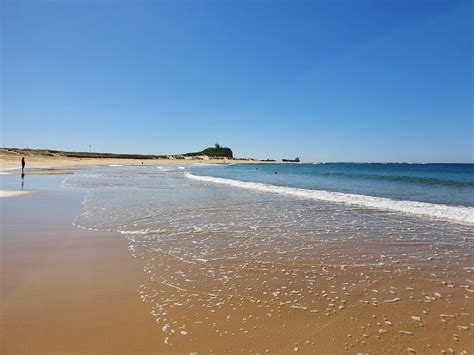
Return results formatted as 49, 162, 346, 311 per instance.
282, 157, 300, 163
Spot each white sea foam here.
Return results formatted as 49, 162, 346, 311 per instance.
156, 166, 174, 171
109, 164, 123, 167
185, 173, 474, 225
0, 167, 19, 175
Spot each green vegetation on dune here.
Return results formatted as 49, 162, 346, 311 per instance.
1, 148, 168, 160
183, 144, 233, 158
1, 145, 234, 159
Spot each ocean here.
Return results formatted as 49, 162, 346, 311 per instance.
187, 163, 474, 223
190, 163, 474, 205
63, 162, 474, 238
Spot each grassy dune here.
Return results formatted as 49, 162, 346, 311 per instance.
1, 146, 235, 160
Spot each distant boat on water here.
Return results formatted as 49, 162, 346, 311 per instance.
282, 157, 300, 163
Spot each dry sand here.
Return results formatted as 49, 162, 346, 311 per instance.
0, 151, 259, 171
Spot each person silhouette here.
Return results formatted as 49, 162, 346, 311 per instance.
21, 157, 25, 172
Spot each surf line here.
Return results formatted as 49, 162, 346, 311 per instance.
185, 173, 474, 225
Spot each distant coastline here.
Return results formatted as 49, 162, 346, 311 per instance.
0, 147, 274, 170
1, 146, 239, 161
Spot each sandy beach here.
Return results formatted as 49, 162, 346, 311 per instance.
0, 190, 33, 198
0, 189, 167, 354
0, 152, 262, 199
1, 160, 472, 354
0, 150, 261, 171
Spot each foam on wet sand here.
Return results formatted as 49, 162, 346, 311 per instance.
68, 166, 474, 353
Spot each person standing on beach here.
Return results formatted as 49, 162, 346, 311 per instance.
21, 157, 25, 171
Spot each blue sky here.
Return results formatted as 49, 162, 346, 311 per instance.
1, 0, 472, 162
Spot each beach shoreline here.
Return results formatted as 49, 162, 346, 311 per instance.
1, 162, 472, 354
0, 154, 268, 198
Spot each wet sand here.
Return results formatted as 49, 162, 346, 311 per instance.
0, 190, 164, 354
0, 191, 33, 198
130, 229, 474, 354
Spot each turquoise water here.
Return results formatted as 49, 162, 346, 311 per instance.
188, 163, 474, 207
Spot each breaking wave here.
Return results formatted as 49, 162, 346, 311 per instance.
185, 173, 474, 225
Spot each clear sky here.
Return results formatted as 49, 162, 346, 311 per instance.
1, 0, 472, 162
